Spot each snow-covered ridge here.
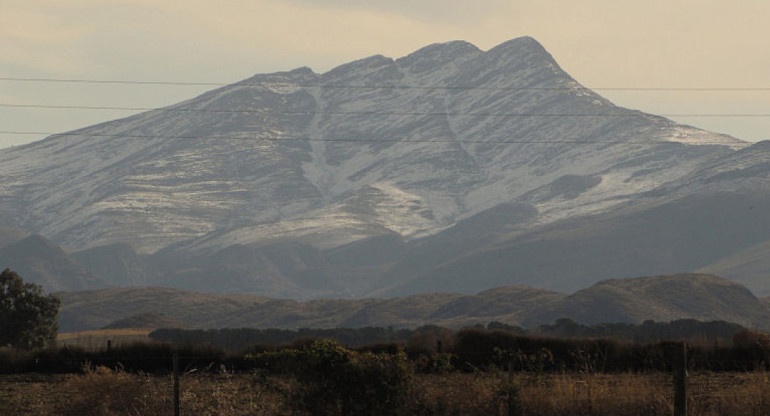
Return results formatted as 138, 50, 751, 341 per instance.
0, 37, 748, 254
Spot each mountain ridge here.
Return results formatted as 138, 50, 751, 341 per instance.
1, 37, 767, 298
56, 273, 770, 333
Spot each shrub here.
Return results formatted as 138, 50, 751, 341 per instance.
255, 339, 412, 415
57, 363, 170, 416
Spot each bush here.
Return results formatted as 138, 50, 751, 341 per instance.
57, 363, 169, 416
732, 329, 770, 369
254, 339, 412, 415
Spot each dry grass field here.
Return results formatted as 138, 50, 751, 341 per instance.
56, 329, 153, 351
4, 330, 770, 415
2, 369, 770, 415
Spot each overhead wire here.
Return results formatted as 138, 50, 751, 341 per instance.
2, 76, 770, 91
1, 103, 769, 118
0, 130, 743, 146
2, 75, 767, 145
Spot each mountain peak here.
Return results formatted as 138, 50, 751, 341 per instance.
483, 36, 561, 73
10, 234, 63, 254
239, 66, 318, 86
0, 234, 102, 291
396, 40, 482, 73
491, 36, 547, 52
322, 54, 396, 83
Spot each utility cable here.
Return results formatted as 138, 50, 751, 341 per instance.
0, 130, 743, 146
1, 103, 768, 118
2, 76, 770, 91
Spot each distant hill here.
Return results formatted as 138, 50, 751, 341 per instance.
0, 225, 27, 249
57, 273, 770, 332
71, 243, 161, 287
57, 287, 267, 332
521, 273, 769, 328
101, 313, 190, 330
698, 240, 770, 296
0, 234, 103, 291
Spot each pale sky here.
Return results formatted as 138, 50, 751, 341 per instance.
2, 0, 769, 148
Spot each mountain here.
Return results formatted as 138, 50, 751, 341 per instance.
100, 313, 190, 330
380, 139, 770, 295
521, 274, 769, 328
0, 225, 28, 249
56, 273, 770, 332
56, 287, 267, 332
0, 234, 103, 291
381, 171, 770, 296
1, 37, 768, 298
70, 243, 160, 287
698, 241, 770, 296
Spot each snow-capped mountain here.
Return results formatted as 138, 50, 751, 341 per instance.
1, 37, 767, 298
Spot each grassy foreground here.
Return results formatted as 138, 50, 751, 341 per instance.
2, 369, 770, 415
56, 329, 152, 350
4, 328, 770, 415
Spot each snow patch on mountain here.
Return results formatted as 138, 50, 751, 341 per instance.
665, 126, 747, 149
0, 37, 750, 256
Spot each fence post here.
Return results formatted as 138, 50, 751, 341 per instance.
505, 355, 522, 416
672, 342, 687, 416
173, 352, 180, 416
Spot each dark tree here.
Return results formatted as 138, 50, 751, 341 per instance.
0, 268, 61, 350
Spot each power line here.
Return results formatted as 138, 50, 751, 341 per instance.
0, 130, 742, 146
2, 76, 770, 91
1, 103, 768, 118
0, 76, 224, 86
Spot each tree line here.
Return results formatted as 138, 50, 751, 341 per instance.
148, 318, 746, 352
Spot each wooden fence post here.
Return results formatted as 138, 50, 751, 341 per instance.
173, 352, 180, 416
672, 342, 687, 416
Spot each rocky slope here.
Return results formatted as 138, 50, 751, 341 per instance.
1, 37, 768, 298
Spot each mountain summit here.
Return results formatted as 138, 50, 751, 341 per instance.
0, 38, 767, 298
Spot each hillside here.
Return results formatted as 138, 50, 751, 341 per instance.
521, 274, 769, 328
57, 287, 268, 332
0, 234, 103, 291
57, 274, 770, 332
698, 240, 770, 296
2, 37, 768, 298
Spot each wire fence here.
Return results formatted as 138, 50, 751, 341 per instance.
2, 343, 769, 416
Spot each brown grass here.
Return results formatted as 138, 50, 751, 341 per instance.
56, 329, 153, 351
515, 373, 671, 416
3, 369, 770, 415
0, 365, 289, 416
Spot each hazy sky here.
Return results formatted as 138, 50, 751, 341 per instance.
2, 0, 769, 148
